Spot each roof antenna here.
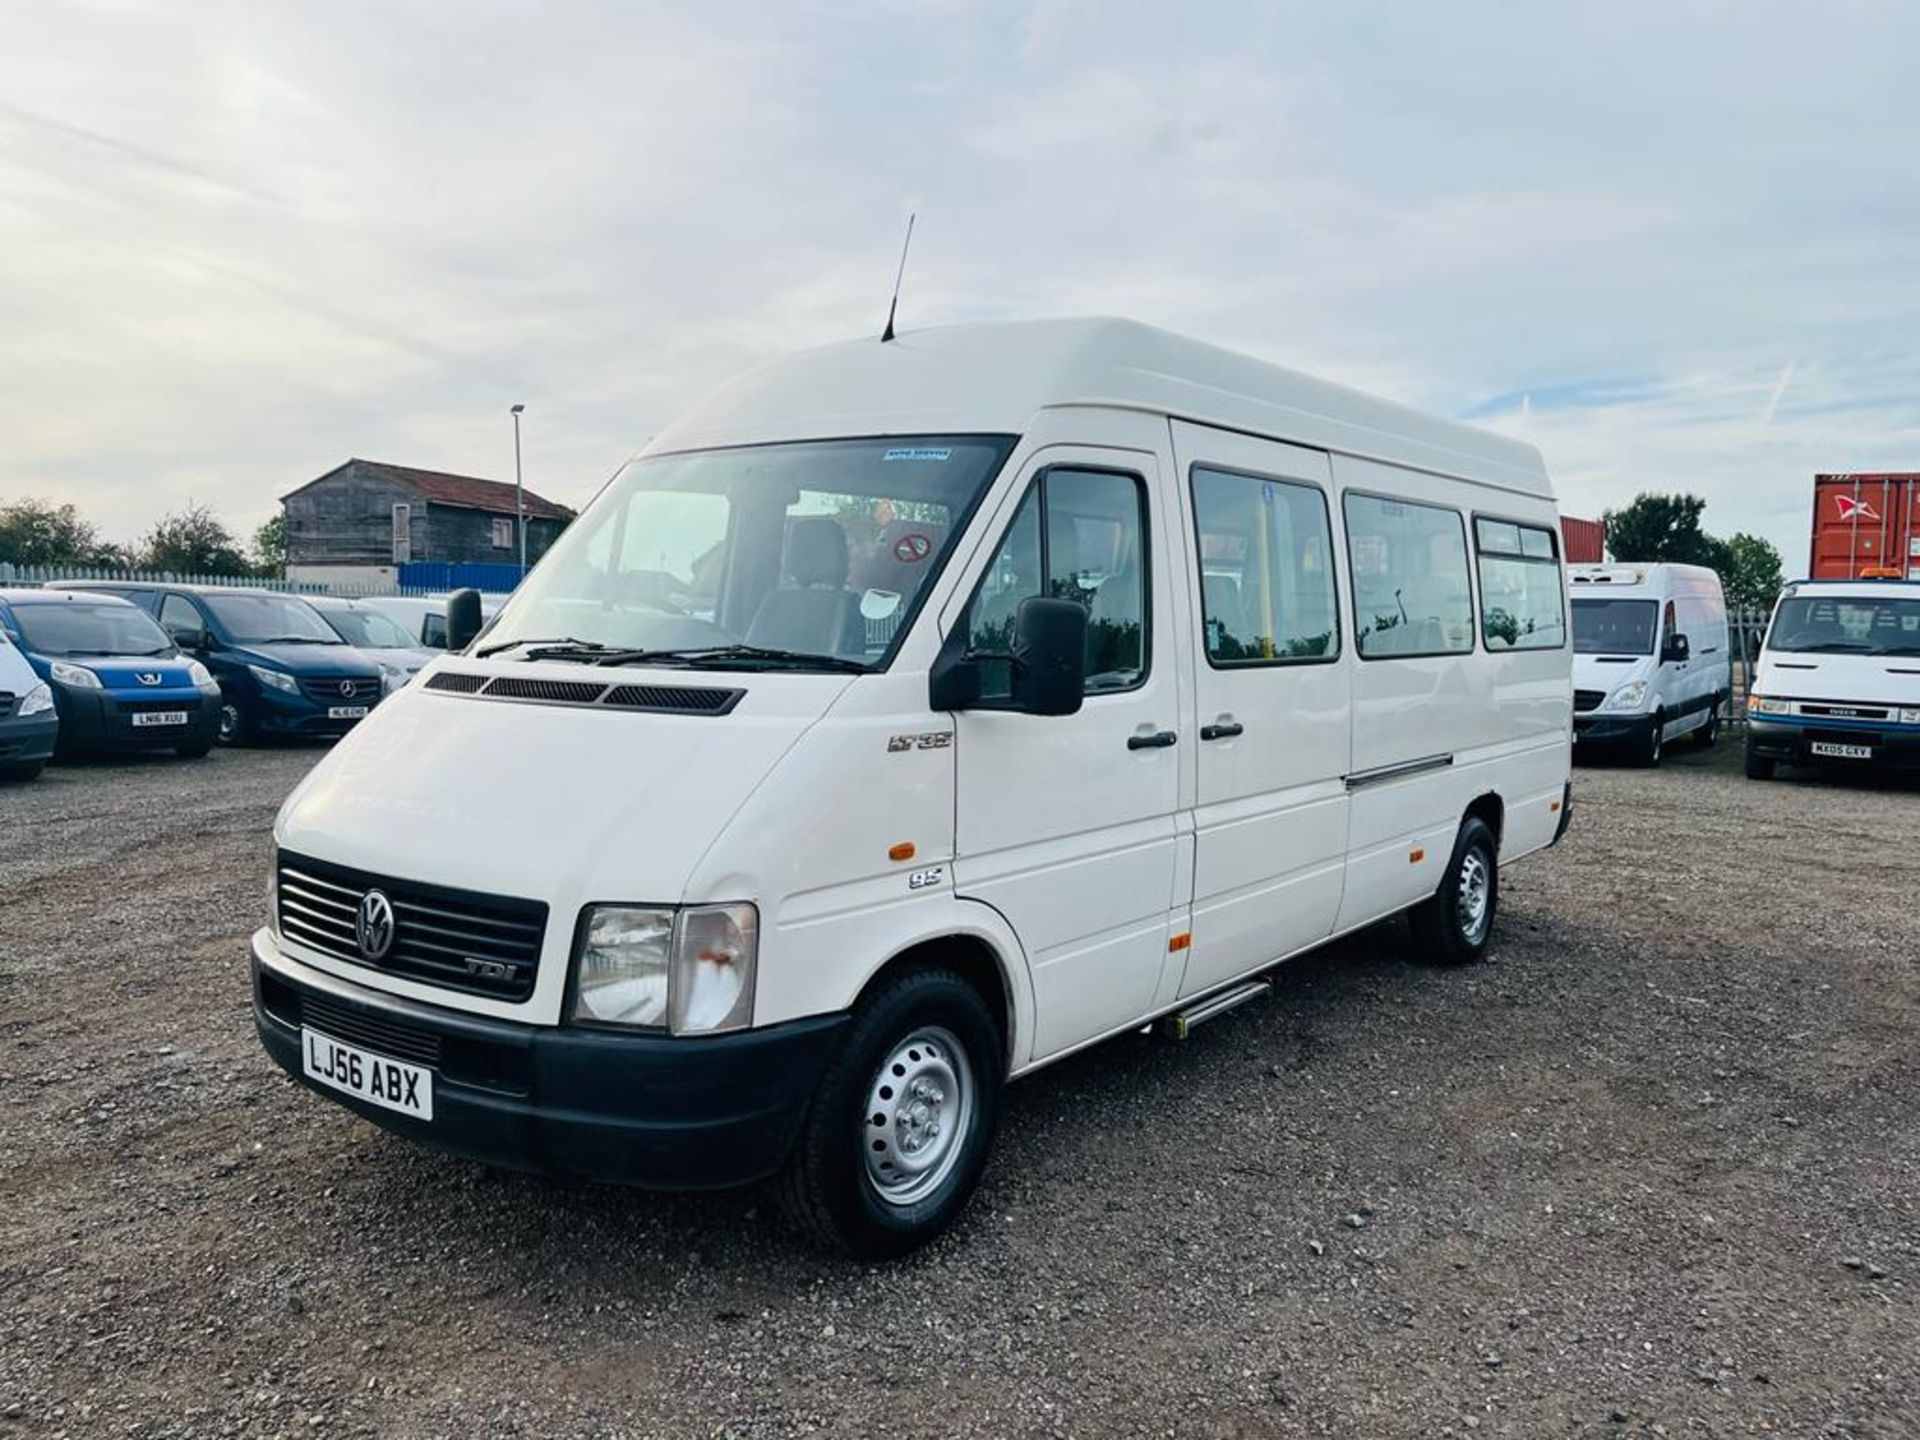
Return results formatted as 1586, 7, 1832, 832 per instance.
880, 212, 916, 343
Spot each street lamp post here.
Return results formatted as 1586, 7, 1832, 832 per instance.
510, 404, 526, 576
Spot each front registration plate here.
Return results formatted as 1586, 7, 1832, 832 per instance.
131, 711, 188, 727
328, 705, 370, 720
301, 1027, 433, 1119
1811, 741, 1872, 760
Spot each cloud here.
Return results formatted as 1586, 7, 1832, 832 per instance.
2, 0, 1917, 568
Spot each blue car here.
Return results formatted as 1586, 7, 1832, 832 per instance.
0, 589, 223, 758
0, 629, 58, 781
45, 582, 385, 745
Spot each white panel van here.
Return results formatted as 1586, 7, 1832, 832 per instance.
1569, 563, 1731, 765
250, 319, 1574, 1256
1746, 578, 1920, 779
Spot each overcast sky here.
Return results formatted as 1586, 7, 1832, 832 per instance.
5, 1, 1917, 565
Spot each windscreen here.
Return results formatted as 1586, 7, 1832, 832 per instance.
1768, 595, 1920, 655
482, 435, 1016, 670
202, 593, 341, 644
14, 601, 174, 657
320, 607, 415, 650
1572, 598, 1658, 655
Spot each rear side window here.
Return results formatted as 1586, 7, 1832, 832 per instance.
1343, 494, 1474, 658
1190, 468, 1338, 665
961, 467, 1149, 698
1474, 518, 1566, 651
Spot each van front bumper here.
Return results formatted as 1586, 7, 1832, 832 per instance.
0, 710, 58, 766
1573, 711, 1655, 747
54, 686, 221, 754
251, 934, 849, 1190
1748, 717, 1920, 771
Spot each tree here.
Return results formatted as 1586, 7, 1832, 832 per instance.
1602, 493, 1720, 566
1716, 532, 1784, 614
137, 504, 251, 576
0, 497, 127, 567
253, 513, 289, 578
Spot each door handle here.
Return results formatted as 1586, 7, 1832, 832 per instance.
1199, 721, 1244, 741
1128, 729, 1178, 750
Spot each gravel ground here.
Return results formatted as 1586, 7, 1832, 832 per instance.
2, 738, 1917, 1438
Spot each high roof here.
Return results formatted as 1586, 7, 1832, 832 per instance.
646, 317, 1551, 498
284, 459, 572, 520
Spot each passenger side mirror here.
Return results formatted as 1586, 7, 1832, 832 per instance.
169, 625, 207, 651
1662, 633, 1690, 664
445, 589, 484, 653
1009, 597, 1087, 717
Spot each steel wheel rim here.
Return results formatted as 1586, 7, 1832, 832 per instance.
1458, 848, 1492, 944
862, 1026, 974, 1209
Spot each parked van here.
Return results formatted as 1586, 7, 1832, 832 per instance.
1569, 563, 1731, 764
358, 593, 504, 650
0, 589, 222, 758
250, 319, 1573, 1256
304, 596, 437, 693
1746, 578, 1920, 779
46, 582, 385, 745
0, 630, 58, 781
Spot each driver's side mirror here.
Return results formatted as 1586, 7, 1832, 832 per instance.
1662, 633, 1691, 664
1009, 597, 1087, 716
169, 625, 207, 652
445, 588, 483, 653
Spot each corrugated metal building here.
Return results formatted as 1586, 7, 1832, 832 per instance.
283, 459, 573, 587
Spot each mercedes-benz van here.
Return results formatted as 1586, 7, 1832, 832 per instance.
1569, 563, 1730, 764
250, 319, 1574, 1256
1746, 578, 1920, 779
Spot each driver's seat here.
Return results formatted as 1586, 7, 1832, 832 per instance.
746, 518, 866, 658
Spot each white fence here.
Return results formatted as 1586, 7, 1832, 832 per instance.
0, 564, 440, 598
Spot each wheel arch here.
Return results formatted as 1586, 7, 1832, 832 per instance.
850, 911, 1033, 1073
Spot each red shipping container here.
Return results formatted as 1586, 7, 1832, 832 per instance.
1809, 474, 1920, 581
1561, 515, 1605, 564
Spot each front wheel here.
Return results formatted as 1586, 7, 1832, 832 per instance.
216, 699, 254, 747
1409, 816, 1499, 966
1745, 745, 1776, 781
779, 967, 1004, 1259
1637, 714, 1665, 767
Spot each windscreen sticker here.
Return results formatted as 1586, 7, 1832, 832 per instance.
883, 447, 952, 462
893, 533, 934, 563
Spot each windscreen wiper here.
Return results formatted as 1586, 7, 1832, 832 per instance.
259, 635, 333, 644
650, 644, 870, 674
474, 636, 613, 660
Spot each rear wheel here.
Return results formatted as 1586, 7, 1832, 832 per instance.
780, 967, 1004, 1259
1694, 707, 1720, 749
1409, 816, 1499, 966
1744, 744, 1776, 781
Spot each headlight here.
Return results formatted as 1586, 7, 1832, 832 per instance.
248, 664, 298, 694
569, 902, 759, 1035
379, 663, 414, 695
1603, 681, 1649, 712
18, 682, 55, 717
1748, 694, 1790, 716
1901, 707, 1920, 726
571, 907, 674, 1029
186, 659, 215, 687
49, 659, 101, 689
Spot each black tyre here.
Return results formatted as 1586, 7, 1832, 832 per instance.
780, 967, 1004, 1259
0, 760, 45, 782
1637, 714, 1665, 767
216, 699, 254, 747
1694, 707, 1720, 749
1744, 744, 1775, 781
1409, 816, 1499, 966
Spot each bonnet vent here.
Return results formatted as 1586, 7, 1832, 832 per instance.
425, 670, 744, 716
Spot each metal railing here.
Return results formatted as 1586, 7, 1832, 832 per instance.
0, 563, 460, 598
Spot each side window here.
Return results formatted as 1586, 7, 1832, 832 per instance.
422, 612, 448, 648
961, 467, 1149, 699
160, 594, 203, 643
1343, 494, 1474, 658
1191, 467, 1338, 665
1474, 518, 1566, 651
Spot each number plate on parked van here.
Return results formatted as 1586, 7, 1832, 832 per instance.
131, 711, 188, 727
328, 705, 370, 720
300, 1028, 433, 1119
1810, 741, 1872, 760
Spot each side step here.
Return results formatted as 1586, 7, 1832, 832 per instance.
1157, 979, 1271, 1040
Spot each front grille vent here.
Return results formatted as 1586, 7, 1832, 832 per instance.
299, 675, 377, 704
1800, 703, 1890, 720
424, 670, 743, 717
1574, 689, 1606, 713
276, 850, 546, 1002
298, 992, 442, 1067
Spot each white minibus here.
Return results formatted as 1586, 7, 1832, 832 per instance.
1569, 563, 1730, 764
1747, 578, 1920, 779
251, 319, 1574, 1256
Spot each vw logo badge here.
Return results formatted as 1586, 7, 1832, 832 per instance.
339, 680, 358, 698
356, 890, 396, 962
136, 672, 162, 686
